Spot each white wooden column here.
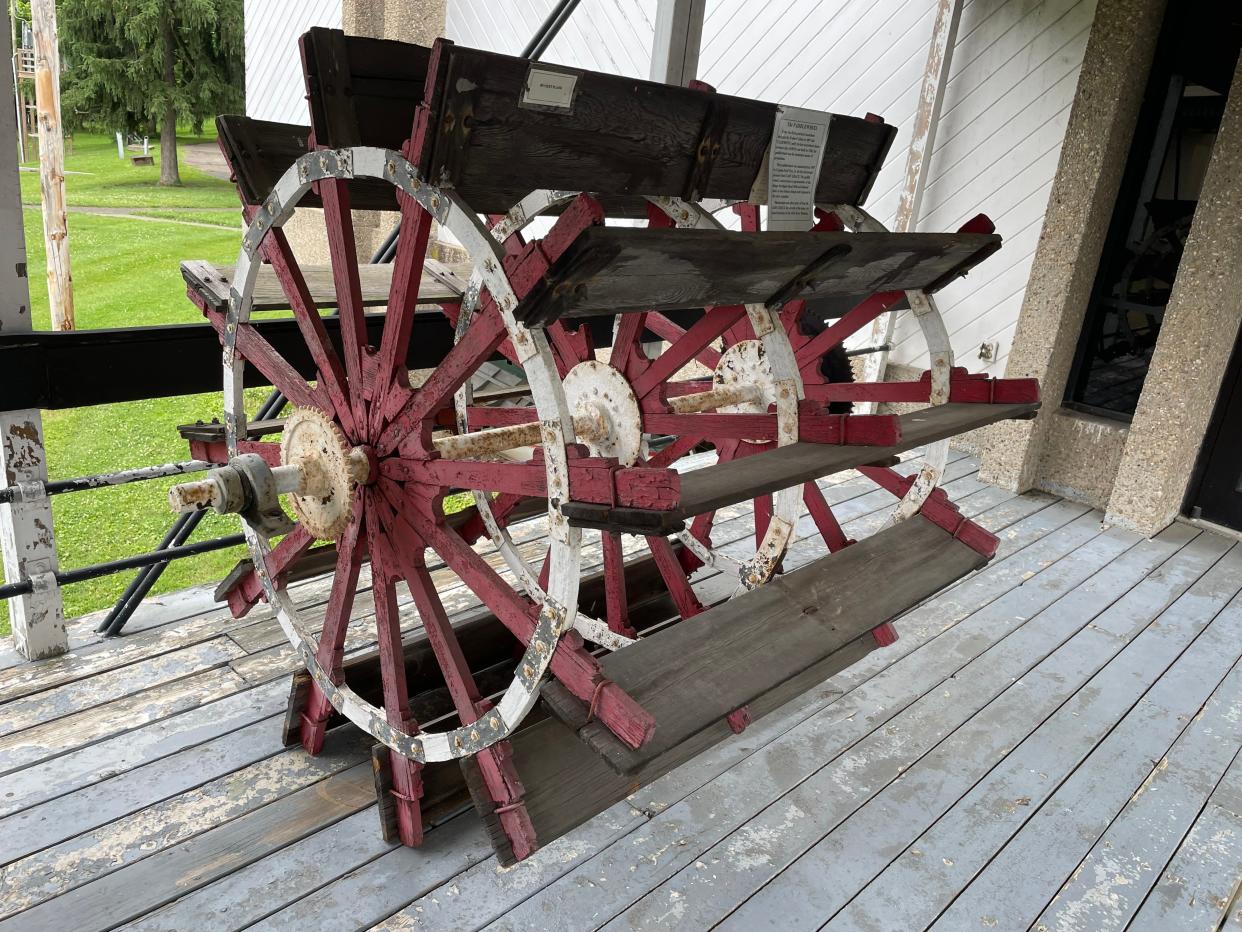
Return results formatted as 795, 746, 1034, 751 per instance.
30, 0, 73, 331
1, 9, 66, 659
649, 0, 706, 85
860, 0, 963, 396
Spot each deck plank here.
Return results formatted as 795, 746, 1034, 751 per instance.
4, 456, 1240, 932
726, 526, 1220, 931
475, 511, 1120, 929
1129, 750, 1242, 931
928, 544, 1242, 931
1032, 663, 1242, 932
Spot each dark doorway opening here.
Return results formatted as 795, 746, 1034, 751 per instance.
1188, 333, 1242, 532
1064, 0, 1240, 420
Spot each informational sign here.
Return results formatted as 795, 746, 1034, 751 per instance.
766, 105, 833, 231
521, 66, 579, 112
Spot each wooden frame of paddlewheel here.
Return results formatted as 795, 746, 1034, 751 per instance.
170, 28, 1041, 863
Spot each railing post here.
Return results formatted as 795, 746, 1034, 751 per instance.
1, 8, 66, 659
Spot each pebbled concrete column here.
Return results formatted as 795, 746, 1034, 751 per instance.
284, 0, 448, 265
1106, 54, 1242, 534
979, 0, 1168, 493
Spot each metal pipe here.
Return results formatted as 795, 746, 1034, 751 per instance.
521, 0, 583, 60
97, 376, 289, 637
96, 509, 203, 635
0, 459, 215, 504
845, 343, 892, 357
0, 533, 247, 600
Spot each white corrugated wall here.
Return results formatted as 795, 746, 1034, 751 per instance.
455, 0, 1101, 374
245, 0, 343, 125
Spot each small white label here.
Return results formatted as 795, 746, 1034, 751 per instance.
767, 105, 832, 231
522, 67, 578, 110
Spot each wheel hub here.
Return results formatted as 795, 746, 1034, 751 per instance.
280, 407, 370, 540
562, 360, 644, 466
714, 340, 777, 442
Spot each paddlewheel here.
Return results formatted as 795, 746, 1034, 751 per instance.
170, 30, 1040, 861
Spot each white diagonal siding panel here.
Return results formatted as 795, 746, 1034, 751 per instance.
245, 0, 342, 125
444, 0, 1098, 374
446, 0, 656, 77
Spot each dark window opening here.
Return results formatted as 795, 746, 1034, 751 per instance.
1065, 0, 1239, 421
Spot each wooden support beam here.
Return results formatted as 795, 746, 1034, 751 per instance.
0, 11, 65, 658
29, 0, 73, 331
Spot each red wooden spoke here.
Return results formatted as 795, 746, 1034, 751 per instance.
203, 309, 330, 413
646, 534, 704, 619
459, 406, 538, 428
454, 491, 530, 546
631, 305, 747, 403
378, 302, 509, 455
601, 531, 636, 638
794, 290, 903, 371
380, 479, 656, 749
646, 433, 703, 470
318, 180, 373, 432
245, 212, 357, 437
754, 493, 773, 551
300, 494, 367, 755
221, 523, 315, 618
537, 548, 552, 593
679, 510, 715, 574
640, 313, 723, 372
546, 321, 594, 376
364, 489, 424, 847
392, 536, 537, 859
803, 481, 852, 553
370, 189, 435, 437
609, 311, 649, 381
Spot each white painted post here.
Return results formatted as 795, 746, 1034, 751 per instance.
860, 0, 963, 400
649, 0, 706, 86
116, 130, 124, 158
29, 0, 73, 331
0, 8, 66, 659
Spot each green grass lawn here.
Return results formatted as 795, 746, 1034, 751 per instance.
2, 132, 257, 635
20, 131, 239, 208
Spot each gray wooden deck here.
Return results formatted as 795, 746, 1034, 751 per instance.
1, 450, 1241, 931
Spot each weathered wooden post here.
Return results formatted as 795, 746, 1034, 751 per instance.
0, 5, 66, 659
30, 0, 73, 331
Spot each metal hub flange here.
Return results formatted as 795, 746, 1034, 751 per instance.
280, 407, 369, 540
714, 340, 777, 441
562, 360, 644, 466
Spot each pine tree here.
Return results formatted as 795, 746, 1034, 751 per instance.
58, 0, 243, 186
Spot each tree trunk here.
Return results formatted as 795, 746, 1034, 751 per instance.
158, 11, 181, 187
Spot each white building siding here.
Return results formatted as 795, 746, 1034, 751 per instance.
245, 0, 342, 125
449, 0, 1099, 373
446, 0, 657, 77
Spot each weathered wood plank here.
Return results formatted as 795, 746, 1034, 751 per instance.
564, 403, 1038, 532
0, 637, 244, 738
518, 228, 1000, 324
0, 666, 247, 776
725, 527, 1226, 931
0, 731, 375, 918
182, 260, 467, 315
471, 511, 1123, 927
0, 681, 288, 821
925, 546, 1242, 932
555, 518, 985, 776
1129, 751, 1242, 931
1032, 664, 1242, 932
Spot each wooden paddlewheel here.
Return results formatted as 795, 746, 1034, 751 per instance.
171, 29, 1041, 862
